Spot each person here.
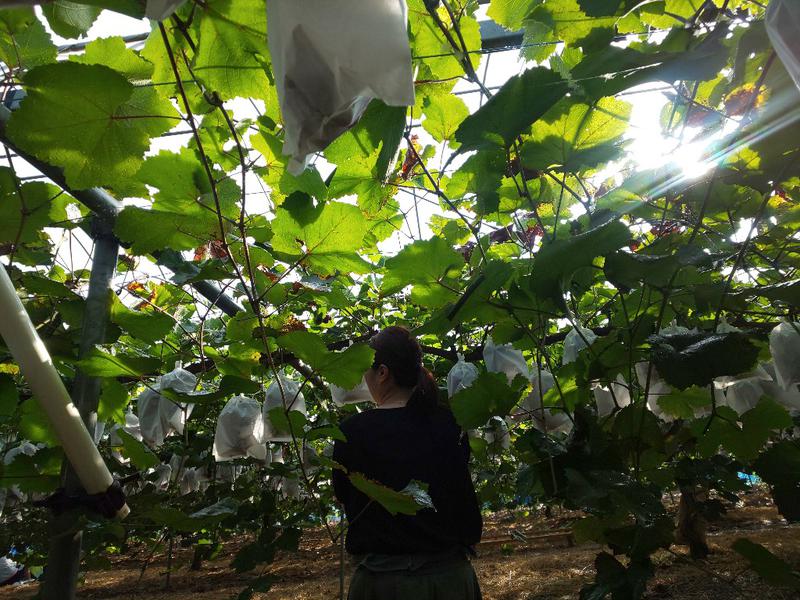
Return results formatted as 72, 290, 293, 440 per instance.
332, 326, 483, 600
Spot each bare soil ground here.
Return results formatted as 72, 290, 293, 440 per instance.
2, 489, 798, 600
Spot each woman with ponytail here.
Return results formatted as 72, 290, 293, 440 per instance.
332, 326, 483, 600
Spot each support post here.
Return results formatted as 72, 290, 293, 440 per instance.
41, 219, 119, 600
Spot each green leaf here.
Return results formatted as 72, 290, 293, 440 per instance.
528, 220, 631, 308
77, 348, 160, 377
520, 97, 632, 172
306, 425, 347, 443
657, 386, 710, 420
753, 440, 800, 522
115, 206, 225, 254
572, 33, 729, 99
732, 539, 800, 590
522, 0, 617, 51
146, 502, 236, 533
19, 398, 59, 445
116, 429, 158, 470
97, 379, 129, 425
382, 237, 464, 308
193, 0, 271, 101
455, 67, 569, 151
577, 0, 622, 17
266, 406, 307, 438
422, 94, 470, 144
139, 148, 240, 218
270, 199, 371, 276
650, 332, 759, 390
604, 245, 711, 291
348, 473, 429, 516
252, 129, 328, 205
450, 371, 526, 430
70, 36, 153, 80
110, 292, 174, 343
59, 0, 144, 18
0, 373, 19, 417
325, 100, 407, 181
0, 447, 62, 493
734, 281, 800, 306
114, 147, 243, 253
18, 271, 80, 299
41, 1, 101, 39
445, 148, 506, 214
7, 62, 180, 189
0, 8, 57, 71
487, 0, 539, 30
740, 399, 792, 453
409, 0, 481, 81
0, 170, 70, 244
276, 331, 374, 389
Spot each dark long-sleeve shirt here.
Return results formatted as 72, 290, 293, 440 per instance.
332, 405, 482, 556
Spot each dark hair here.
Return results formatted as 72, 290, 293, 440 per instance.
369, 326, 439, 414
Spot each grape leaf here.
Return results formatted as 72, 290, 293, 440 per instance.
753, 440, 800, 522
348, 473, 430, 516
193, 0, 272, 101
0, 8, 57, 71
520, 97, 632, 172
0, 374, 19, 417
6, 62, 180, 189
251, 128, 328, 205
77, 348, 161, 377
71, 36, 154, 80
422, 94, 470, 145
382, 237, 465, 308
110, 292, 175, 343
487, 0, 539, 30
445, 148, 506, 215
276, 331, 374, 389
455, 67, 569, 151
409, 0, 481, 81
0, 169, 70, 244
527, 220, 632, 308
650, 332, 760, 390
732, 539, 800, 590
115, 206, 226, 254
116, 429, 159, 470
450, 371, 526, 430
270, 199, 371, 276
97, 379, 129, 425
42, 1, 101, 39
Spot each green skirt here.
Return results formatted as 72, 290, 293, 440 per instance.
347, 548, 482, 600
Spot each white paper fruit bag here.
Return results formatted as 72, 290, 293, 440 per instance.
263, 375, 307, 442
267, 0, 415, 173
484, 336, 529, 383
330, 376, 373, 406
447, 354, 479, 398
213, 395, 267, 461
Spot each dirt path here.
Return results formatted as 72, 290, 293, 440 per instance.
3, 495, 798, 600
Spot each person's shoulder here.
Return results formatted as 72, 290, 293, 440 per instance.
431, 405, 459, 427
338, 410, 376, 439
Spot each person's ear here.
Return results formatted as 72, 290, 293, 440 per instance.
377, 364, 389, 382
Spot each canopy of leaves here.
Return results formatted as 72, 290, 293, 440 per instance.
0, 1, 797, 598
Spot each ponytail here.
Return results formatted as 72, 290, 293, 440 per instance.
407, 366, 439, 415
